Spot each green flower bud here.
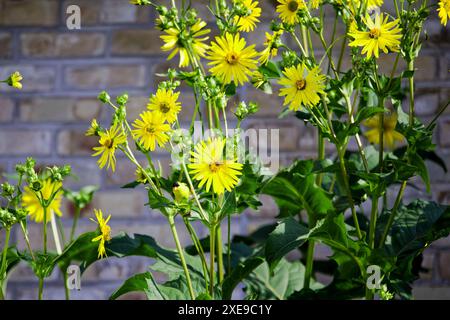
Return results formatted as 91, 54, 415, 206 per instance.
1, 183, 14, 197
98, 91, 111, 103
157, 5, 168, 15
116, 93, 129, 106
173, 182, 190, 204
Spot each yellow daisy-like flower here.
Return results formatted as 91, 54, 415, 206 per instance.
234, 0, 262, 32
22, 179, 63, 223
6, 71, 23, 89
188, 138, 243, 195
276, 0, 306, 24
438, 0, 450, 26
363, 112, 404, 149
92, 123, 127, 172
147, 88, 182, 123
260, 30, 284, 65
278, 63, 326, 111
132, 111, 171, 151
160, 19, 210, 68
85, 119, 100, 137
311, 0, 321, 9
348, 13, 402, 59
206, 33, 259, 86
90, 209, 112, 259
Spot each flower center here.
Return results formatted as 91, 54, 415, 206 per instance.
288, 0, 299, 12
146, 126, 156, 134
103, 138, 114, 149
369, 28, 381, 39
296, 79, 307, 90
209, 162, 223, 173
226, 52, 239, 65
159, 102, 170, 113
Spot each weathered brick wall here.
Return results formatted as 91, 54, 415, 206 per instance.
0, 0, 448, 299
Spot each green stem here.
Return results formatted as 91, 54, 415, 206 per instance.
183, 218, 209, 290
70, 207, 80, 242
63, 271, 70, 300
379, 181, 407, 247
227, 214, 231, 276
408, 61, 415, 127
216, 225, 224, 284
38, 277, 44, 300
20, 221, 35, 261
303, 240, 315, 289
368, 196, 378, 249
168, 215, 196, 300
43, 206, 48, 254
209, 224, 216, 298
0, 228, 11, 300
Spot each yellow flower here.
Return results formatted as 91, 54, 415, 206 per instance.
276, 0, 306, 24
206, 33, 259, 86
22, 179, 63, 223
363, 112, 404, 149
132, 111, 171, 151
348, 13, 402, 59
90, 209, 112, 259
189, 138, 243, 195
160, 19, 210, 68
438, 0, 450, 26
92, 123, 127, 172
6, 71, 23, 89
147, 88, 182, 123
311, 0, 321, 9
278, 63, 326, 111
234, 0, 262, 32
338, 0, 383, 11
260, 30, 284, 65
85, 119, 100, 137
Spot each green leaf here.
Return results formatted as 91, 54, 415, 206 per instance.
265, 217, 309, 271
109, 272, 160, 300
259, 61, 282, 78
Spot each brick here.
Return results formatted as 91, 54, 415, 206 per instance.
415, 55, 437, 81
57, 130, 98, 156
21, 32, 106, 58
406, 91, 440, 117
419, 250, 435, 280
0, 129, 51, 155
0, 97, 14, 122
440, 251, 450, 280
112, 29, 161, 55
62, 160, 102, 188
20, 98, 102, 123
243, 119, 301, 151
0, 65, 56, 92
62, 0, 150, 25
0, 0, 58, 26
91, 190, 146, 218
378, 54, 407, 76
65, 64, 147, 90
246, 194, 278, 218
245, 87, 285, 118
439, 120, 450, 147
0, 32, 12, 59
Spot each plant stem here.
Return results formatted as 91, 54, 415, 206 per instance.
168, 215, 196, 300
379, 181, 407, 247
38, 278, 44, 300
227, 213, 231, 276
408, 61, 415, 127
0, 228, 11, 300
216, 225, 224, 284
368, 196, 378, 249
209, 224, 216, 298
304, 240, 315, 289
43, 206, 48, 255
338, 147, 363, 239
70, 207, 81, 242
183, 218, 209, 290
63, 271, 70, 300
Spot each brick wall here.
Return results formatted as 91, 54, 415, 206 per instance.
0, 0, 449, 299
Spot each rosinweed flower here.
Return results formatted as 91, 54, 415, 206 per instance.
92, 123, 127, 172
189, 138, 243, 195
6, 71, 23, 89
438, 0, 450, 26
276, 0, 306, 25
90, 209, 112, 259
206, 33, 259, 86
260, 30, 284, 65
234, 0, 262, 32
348, 13, 402, 59
278, 63, 326, 111
86, 119, 100, 137
22, 179, 63, 223
147, 88, 182, 123
132, 111, 171, 151
363, 112, 404, 149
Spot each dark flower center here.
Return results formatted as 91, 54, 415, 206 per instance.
226, 52, 239, 65
288, 0, 299, 12
209, 162, 223, 173
104, 138, 114, 149
369, 28, 381, 39
296, 79, 307, 90
159, 102, 170, 113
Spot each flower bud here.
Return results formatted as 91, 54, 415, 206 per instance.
116, 93, 129, 106
98, 91, 111, 103
29, 179, 43, 192
1, 183, 14, 197
173, 182, 190, 204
